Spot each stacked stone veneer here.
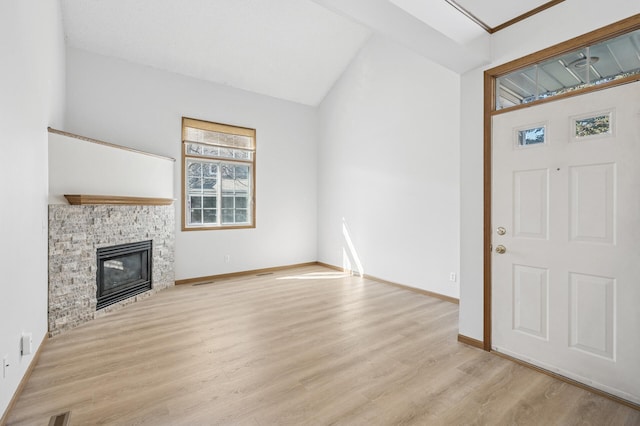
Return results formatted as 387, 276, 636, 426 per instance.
48, 204, 175, 336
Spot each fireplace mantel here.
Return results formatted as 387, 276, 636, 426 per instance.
64, 194, 174, 206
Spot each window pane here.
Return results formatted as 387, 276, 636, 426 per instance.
221, 164, 234, 178
235, 196, 248, 208
221, 196, 234, 208
187, 161, 202, 176
186, 144, 201, 155
518, 127, 546, 146
203, 163, 217, 177
203, 196, 216, 208
185, 127, 254, 150
186, 142, 252, 161
235, 165, 248, 179
235, 209, 248, 223
190, 209, 202, 224
234, 166, 250, 192
233, 151, 251, 160
190, 196, 202, 208
588, 30, 640, 83
186, 142, 220, 157
218, 148, 235, 159
221, 209, 234, 224
575, 114, 611, 138
203, 178, 217, 191
496, 30, 640, 110
189, 178, 203, 191
203, 209, 217, 224
187, 161, 203, 191
496, 65, 537, 109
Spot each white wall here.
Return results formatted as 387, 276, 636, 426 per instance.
318, 35, 460, 298
0, 0, 65, 416
48, 132, 174, 204
64, 48, 318, 281
458, 2, 640, 341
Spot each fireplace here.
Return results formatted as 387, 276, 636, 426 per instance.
96, 240, 152, 310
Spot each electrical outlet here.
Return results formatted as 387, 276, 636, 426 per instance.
224, 254, 231, 263
21, 333, 33, 356
449, 272, 457, 282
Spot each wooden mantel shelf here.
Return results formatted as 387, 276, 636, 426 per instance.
64, 195, 174, 206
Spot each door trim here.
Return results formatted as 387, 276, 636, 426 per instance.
482, 14, 640, 351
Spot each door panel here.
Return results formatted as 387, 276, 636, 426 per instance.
569, 163, 615, 244
513, 264, 548, 340
513, 169, 549, 239
492, 81, 640, 404
568, 272, 615, 359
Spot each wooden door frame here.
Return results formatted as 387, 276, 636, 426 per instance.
482, 14, 640, 351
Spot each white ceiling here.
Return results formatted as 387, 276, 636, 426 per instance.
60, 0, 562, 106
60, 0, 371, 106
388, 0, 486, 44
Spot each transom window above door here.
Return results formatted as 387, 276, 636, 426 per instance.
182, 117, 256, 230
496, 29, 640, 110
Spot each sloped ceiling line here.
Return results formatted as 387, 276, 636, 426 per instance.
445, 0, 566, 34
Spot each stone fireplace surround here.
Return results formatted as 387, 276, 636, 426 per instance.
48, 204, 175, 336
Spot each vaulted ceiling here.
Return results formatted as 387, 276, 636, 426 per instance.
60, 0, 564, 105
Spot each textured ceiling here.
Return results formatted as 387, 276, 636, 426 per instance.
60, 0, 562, 106
61, 0, 371, 106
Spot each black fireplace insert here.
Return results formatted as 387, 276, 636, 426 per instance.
96, 240, 152, 310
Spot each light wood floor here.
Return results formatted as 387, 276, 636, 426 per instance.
7, 265, 640, 425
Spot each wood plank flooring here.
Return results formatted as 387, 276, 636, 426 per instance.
6, 265, 639, 425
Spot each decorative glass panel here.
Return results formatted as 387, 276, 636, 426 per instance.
517, 126, 546, 146
574, 113, 611, 138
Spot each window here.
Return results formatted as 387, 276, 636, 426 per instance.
517, 125, 546, 147
573, 111, 612, 139
182, 117, 255, 230
496, 29, 640, 110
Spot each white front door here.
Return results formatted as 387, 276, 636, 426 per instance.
492, 81, 640, 404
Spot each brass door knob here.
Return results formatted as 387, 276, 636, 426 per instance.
495, 245, 506, 254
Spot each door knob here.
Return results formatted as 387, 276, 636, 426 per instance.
495, 245, 506, 254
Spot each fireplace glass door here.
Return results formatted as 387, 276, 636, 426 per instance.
97, 240, 152, 309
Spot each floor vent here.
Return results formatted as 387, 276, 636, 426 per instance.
192, 281, 215, 286
256, 272, 273, 276
49, 411, 71, 426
